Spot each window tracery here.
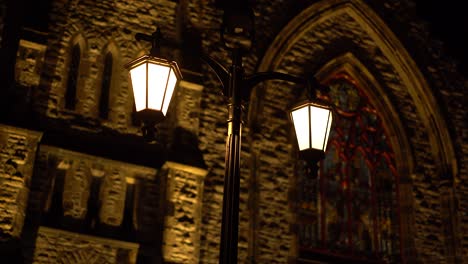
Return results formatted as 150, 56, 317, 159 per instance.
296, 74, 400, 262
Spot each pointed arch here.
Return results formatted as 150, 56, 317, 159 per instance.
65, 34, 86, 110
315, 52, 412, 181
250, 0, 458, 262
256, 0, 456, 180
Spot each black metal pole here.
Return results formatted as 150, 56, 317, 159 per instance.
308, 160, 319, 179
219, 49, 243, 264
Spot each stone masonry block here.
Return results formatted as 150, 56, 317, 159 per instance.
0, 124, 42, 241
33, 226, 139, 264
161, 161, 207, 264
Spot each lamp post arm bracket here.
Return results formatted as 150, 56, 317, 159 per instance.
201, 54, 230, 95
135, 33, 153, 42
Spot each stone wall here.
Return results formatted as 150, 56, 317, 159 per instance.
191, 0, 466, 262
15, 40, 47, 88
38, 145, 157, 223
0, 124, 42, 241
7, 0, 467, 263
23, 145, 160, 261
33, 226, 139, 264
161, 161, 207, 263
246, 1, 465, 262
366, 1, 467, 259
35, 0, 178, 133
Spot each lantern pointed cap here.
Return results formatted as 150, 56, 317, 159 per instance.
125, 55, 182, 79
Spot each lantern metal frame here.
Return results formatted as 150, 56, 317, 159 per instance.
126, 55, 182, 124
289, 99, 334, 162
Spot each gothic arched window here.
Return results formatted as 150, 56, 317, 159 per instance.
296, 75, 400, 263
65, 44, 81, 110
99, 52, 113, 119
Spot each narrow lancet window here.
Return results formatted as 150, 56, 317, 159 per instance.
99, 52, 113, 119
65, 44, 81, 110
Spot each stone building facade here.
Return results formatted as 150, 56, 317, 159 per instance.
0, 0, 466, 263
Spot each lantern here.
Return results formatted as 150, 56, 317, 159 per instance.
126, 55, 182, 124
290, 101, 333, 161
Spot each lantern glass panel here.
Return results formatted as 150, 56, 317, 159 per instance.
162, 68, 177, 115
291, 106, 310, 151
310, 105, 332, 151
129, 63, 147, 111
148, 63, 171, 111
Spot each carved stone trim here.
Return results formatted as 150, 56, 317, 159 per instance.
0, 124, 43, 140
34, 226, 139, 264
179, 80, 204, 91
163, 161, 208, 179
38, 226, 139, 249
40, 144, 157, 178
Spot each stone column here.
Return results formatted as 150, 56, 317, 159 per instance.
62, 160, 91, 221
161, 161, 207, 264
99, 167, 126, 227
0, 124, 42, 241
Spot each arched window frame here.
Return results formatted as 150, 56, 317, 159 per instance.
296, 74, 401, 262
253, 1, 458, 262
65, 43, 81, 110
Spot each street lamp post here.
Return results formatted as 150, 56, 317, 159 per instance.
127, 4, 333, 264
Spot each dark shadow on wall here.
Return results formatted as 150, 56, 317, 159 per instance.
168, 127, 206, 169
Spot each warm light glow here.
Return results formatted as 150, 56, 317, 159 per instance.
129, 63, 147, 111
291, 106, 310, 151
147, 63, 170, 111
126, 55, 182, 120
290, 102, 333, 152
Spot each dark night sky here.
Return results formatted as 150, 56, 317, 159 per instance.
414, 0, 468, 73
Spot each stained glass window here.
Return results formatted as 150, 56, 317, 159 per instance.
65, 44, 81, 110
99, 52, 113, 119
296, 75, 400, 262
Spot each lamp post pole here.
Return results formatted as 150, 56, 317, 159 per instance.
202, 49, 304, 264
219, 48, 243, 264
202, 48, 330, 264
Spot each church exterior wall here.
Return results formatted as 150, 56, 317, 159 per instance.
0, 0, 465, 263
